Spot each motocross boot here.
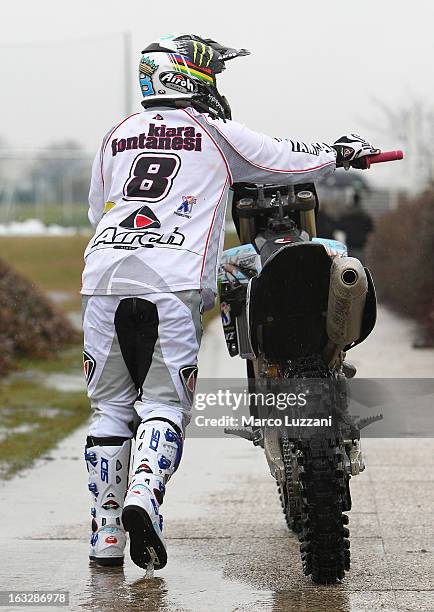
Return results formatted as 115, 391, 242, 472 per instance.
122, 419, 182, 570
85, 437, 131, 566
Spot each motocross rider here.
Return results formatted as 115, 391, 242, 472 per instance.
83, 33, 379, 569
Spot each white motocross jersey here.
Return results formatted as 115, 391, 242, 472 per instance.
82, 106, 336, 304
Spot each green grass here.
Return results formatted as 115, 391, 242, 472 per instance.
3, 202, 89, 227
0, 230, 241, 478
0, 344, 88, 479
0, 231, 240, 316
17, 345, 83, 374
0, 236, 89, 478
0, 235, 90, 312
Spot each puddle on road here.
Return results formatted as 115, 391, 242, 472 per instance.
2, 429, 417, 611
78, 555, 276, 612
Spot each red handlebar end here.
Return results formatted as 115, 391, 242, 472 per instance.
368, 150, 404, 165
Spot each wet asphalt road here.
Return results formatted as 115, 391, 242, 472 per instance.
1, 307, 433, 612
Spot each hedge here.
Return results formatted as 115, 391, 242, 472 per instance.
367, 188, 434, 341
0, 260, 78, 376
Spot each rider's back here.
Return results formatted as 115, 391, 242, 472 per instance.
82, 105, 336, 301
83, 107, 230, 298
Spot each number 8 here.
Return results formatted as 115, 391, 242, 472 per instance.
123, 153, 181, 203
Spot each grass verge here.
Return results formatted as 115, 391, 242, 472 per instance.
0, 230, 241, 478
3, 202, 89, 227
0, 231, 240, 315
0, 235, 90, 312
0, 344, 88, 479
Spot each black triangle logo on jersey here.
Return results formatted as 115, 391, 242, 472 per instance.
153, 114, 164, 120
120, 206, 161, 230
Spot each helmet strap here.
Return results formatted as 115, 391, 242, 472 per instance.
190, 96, 225, 122
140, 98, 191, 110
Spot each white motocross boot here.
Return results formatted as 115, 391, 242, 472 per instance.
122, 419, 182, 570
85, 438, 131, 566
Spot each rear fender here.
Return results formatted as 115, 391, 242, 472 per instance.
247, 243, 332, 360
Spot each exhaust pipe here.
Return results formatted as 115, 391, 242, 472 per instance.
323, 257, 368, 366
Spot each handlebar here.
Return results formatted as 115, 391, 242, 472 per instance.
365, 150, 404, 168
337, 149, 404, 170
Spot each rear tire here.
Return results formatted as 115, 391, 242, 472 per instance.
297, 438, 350, 583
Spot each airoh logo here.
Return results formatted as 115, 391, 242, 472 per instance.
160, 71, 197, 94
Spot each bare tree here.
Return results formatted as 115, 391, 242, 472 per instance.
360, 98, 434, 191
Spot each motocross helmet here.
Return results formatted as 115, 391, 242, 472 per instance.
139, 34, 250, 120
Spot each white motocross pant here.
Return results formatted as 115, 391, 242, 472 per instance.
82, 291, 202, 437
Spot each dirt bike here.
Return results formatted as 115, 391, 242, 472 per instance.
218, 150, 403, 583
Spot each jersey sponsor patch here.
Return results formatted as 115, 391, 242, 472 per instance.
179, 365, 198, 403
174, 195, 196, 218
83, 350, 96, 384
91, 225, 185, 251
120, 205, 161, 230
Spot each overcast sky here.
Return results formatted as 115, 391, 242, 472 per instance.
1, 0, 433, 188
